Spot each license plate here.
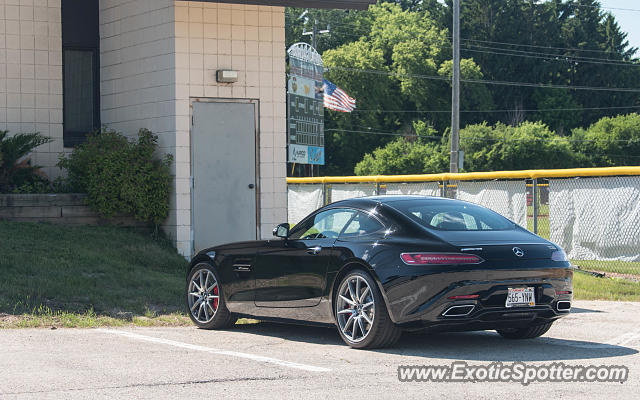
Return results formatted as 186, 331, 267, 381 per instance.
505, 287, 535, 308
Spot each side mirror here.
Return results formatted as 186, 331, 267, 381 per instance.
273, 223, 290, 239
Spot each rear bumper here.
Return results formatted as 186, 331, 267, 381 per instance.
380, 265, 573, 329
398, 302, 570, 332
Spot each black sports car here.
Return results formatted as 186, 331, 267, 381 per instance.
186, 196, 572, 349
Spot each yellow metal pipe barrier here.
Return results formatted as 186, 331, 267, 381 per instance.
286, 166, 640, 184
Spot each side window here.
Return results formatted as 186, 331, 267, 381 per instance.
340, 211, 385, 238
289, 209, 356, 240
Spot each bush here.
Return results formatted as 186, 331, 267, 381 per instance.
58, 128, 173, 226
354, 138, 448, 175
0, 130, 52, 193
571, 113, 640, 167
460, 121, 584, 171
354, 121, 586, 175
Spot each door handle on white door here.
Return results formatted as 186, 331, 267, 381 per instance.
248, 184, 255, 189
307, 246, 322, 255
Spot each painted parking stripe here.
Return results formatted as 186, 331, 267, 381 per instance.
95, 329, 331, 373
606, 328, 640, 347
535, 329, 640, 349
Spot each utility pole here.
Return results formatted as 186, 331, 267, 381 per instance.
450, 0, 461, 174
312, 18, 319, 49
302, 17, 330, 50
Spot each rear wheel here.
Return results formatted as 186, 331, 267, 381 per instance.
186, 263, 237, 329
334, 270, 401, 349
496, 321, 553, 339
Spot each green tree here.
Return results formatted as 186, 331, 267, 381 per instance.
354, 137, 449, 175
460, 121, 582, 171
571, 113, 640, 166
443, 0, 640, 129
320, 2, 489, 174
530, 89, 582, 135
355, 120, 585, 175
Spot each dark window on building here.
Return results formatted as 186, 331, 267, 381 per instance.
62, 0, 100, 147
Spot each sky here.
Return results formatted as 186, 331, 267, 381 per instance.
599, 0, 640, 54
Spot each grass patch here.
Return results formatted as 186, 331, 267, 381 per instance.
571, 259, 640, 276
0, 221, 191, 328
1, 221, 637, 328
573, 271, 640, 302
526, 205, 550, 239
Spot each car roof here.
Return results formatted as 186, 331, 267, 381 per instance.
327, 195, 459, 208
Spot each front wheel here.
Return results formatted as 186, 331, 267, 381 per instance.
186, 263, 237, 329
496, 321, 554, 339
334, 270, 401, 349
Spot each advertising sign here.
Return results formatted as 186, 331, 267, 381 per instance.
287, 43, 325, 165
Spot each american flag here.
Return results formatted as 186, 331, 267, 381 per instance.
323, 79, 356, 112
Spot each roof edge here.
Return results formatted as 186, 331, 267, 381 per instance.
176, 0, 375, 10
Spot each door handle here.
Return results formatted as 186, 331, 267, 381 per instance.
248, 184, 255, 189
307, 246, 322, 255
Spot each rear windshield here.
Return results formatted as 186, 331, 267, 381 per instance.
388, 200, 515, 231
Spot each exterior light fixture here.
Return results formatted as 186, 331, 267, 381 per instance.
216, 70, 238, 83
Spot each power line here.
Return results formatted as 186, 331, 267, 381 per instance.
460, 37, 636, 56
459, 43, 639, 66
573, 3, 640, 12
297, 18, 639, 61
325, 128, 429, 138
309, 14, 639, 59
350, 105, 640, 114
326, 66, 640, 93
461, 47, 640, 68
326, 128, 640, 143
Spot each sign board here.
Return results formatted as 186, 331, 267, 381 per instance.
287, 43, 324, 165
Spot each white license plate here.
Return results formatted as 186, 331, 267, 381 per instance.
505, 287, 535, 308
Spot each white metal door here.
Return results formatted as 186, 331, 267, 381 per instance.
191, 100, 258, 253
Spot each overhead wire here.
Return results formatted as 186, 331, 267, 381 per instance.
326, 66, 640, 93
349, 105, 640, 114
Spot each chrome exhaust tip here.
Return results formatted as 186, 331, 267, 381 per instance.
442, 305, 475, 317
557, 301, 571, 311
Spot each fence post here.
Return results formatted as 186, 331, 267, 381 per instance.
375, 182, 381, 196
532, 178, 539, 235
441, 181, 447, 198
321, 183, 326, 206
323, 183, 331, 205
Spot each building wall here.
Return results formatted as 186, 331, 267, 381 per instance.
100, 0, 287, 256
0, 0, 64, 179
174, 1, 288, 252
98, 0, 181, 249
1, 0, 287, 257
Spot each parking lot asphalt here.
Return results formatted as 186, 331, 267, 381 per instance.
1, 300, 639, 400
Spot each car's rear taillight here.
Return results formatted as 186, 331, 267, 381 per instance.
447, 294, 480, 300
400, 253, 484, 265
551, 250, 568, 262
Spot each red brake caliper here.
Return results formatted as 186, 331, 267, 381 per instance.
213, 286, 219, 310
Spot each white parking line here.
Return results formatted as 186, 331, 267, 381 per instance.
606, 328, 640, 347
95, 329, 331, 373
537, 328, 640, 349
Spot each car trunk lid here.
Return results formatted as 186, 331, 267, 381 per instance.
428, 228, 557, 261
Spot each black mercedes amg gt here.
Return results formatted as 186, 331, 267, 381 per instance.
186, 196, 573, 349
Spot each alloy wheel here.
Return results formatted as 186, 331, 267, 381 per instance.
336, 275, 375, 343
187, 269, 219, 324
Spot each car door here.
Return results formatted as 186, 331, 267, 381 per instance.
254, 208, 357, 308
